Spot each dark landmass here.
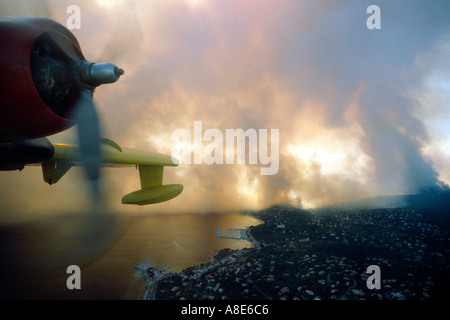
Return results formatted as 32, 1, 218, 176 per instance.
144, 193, 450, 300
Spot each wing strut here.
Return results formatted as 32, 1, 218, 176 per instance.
42, 159, 73, 185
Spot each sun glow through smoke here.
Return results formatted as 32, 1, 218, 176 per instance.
1, 0, 449, 219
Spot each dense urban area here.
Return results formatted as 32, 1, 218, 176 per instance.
139, 198, 450, 300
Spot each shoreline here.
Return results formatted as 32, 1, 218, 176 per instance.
138, 205, 450, 300
135, 212, 262, 300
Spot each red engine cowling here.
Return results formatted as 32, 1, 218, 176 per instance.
0, 16, 85, 142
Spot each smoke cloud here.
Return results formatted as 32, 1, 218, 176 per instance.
1, 0, 450, 221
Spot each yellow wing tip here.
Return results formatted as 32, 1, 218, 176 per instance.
121, 184, 183, 205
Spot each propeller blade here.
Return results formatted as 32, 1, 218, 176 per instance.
69, 61, 123, 205
74, 89, 102, 201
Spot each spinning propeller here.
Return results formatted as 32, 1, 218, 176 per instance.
45, 30, 125, 201
73, 62, 124, 200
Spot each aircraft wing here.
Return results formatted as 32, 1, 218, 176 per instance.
41, 136, 183, 205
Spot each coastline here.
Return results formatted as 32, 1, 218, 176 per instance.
137, 204, 450, 300
135, 211, 262, 300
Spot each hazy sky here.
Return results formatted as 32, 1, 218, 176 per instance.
1, 0, 450, 221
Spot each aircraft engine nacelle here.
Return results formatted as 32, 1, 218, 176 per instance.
0, 137, 54, 170
0, 16, 85, 143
